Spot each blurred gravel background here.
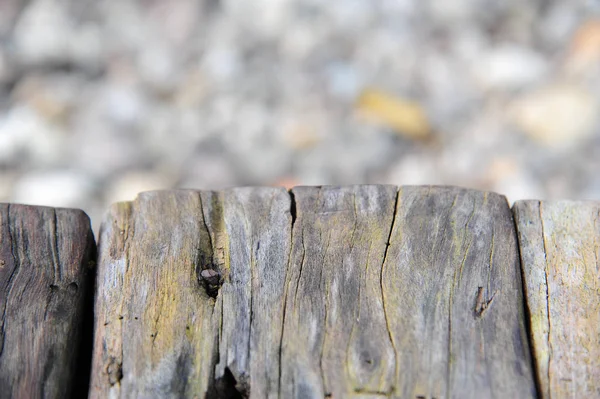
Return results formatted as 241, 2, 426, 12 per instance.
1, 0, 600, 229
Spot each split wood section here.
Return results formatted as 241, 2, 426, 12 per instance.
90, 186, 538, 398
2, 187, 599, 399
514, 201, 600, 399
0, 204, 96, 398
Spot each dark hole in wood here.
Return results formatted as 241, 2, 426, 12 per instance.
206, 367, 247, 399
200, 269, 222, 298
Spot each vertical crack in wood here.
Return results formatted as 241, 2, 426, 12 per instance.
277, 189, 297, 399
0, 205, 19, 357
539, 202, 553, 399
380, 187, 399, 396
71, 228, 97, 399
197, 192, 219, 299
487, 228, 495, 298
52, 208, 62, 282
512, 203, 544, 399
289, 190, 297, 227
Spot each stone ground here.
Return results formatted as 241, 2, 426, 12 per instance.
1, 0, 600, 230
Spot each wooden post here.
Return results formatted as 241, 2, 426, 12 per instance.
90, 186, 537, 398
0, 204, 95, 398
514, 200, 600, 399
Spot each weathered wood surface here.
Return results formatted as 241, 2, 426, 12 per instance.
378, 187, 536, 398
91, 186, 538, 398
514, 200, 600, 399
0, 204, 95, 398
89, 191, 218, 398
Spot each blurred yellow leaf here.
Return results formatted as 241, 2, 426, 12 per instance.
356, 89, 431, 140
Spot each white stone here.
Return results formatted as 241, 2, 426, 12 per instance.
138, 44, 179, 91
201, 45, 241, 82
12, 171, 94, 209
105, 172, 171, 205
385, 154, 443, 186
0, 106, 64, 165
12, 0, 71, 65
474, 45, 548, 90
101, 84, 146, 127
326, 63, 361, 100
510, 84, 597, 147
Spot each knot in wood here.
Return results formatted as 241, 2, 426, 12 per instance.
200, 269, 221, 285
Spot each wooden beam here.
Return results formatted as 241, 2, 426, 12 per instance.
89, 191, 217, 398
379, 187, 536, 398
90, 186, 538, 398
514, 200, 600, 399
0, 204, 95, 398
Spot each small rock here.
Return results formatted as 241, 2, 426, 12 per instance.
484, 157, 543, 204
473, 45, 548, 91
509, 84, 597, 147
101, 84, 147, 127
177, 156, 236, 190
12, 74, 82, 124
385, 154, 441, 186
137, 44, 180, 93
105, 171, 171, 205
539, 3, 578, 48
201, 44, 241, 83
12, 0, 71, 66
0, 106, 64, 166
11, 170, 94, 209
326, 62, 361, 100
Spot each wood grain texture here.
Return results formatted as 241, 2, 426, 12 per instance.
205, 188, 291, 398
380, 187, 536, 399
0, 204, 95, 399
514, 200, 600, 399
280, 185, 398, 398
91, 186, 538, 398
89, 191, 217, 398
90, 188, 293, 398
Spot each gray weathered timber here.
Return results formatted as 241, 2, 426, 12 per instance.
279, 185, 398, 398
89, 188, 292, 398
89, 191, 217, 398
203, 188, 292, 398
379, 187, 536, 399
91, 186, 538, 398
0, 204, 95, 398
514, 200, 600, 399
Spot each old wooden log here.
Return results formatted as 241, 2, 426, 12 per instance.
514, 200, 600, 399
0, 204, 96, 398
90, 186, 537, 398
